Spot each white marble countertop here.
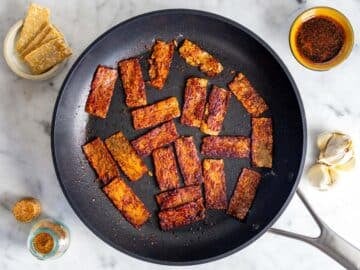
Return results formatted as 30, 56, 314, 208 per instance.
1, 0, 360, 269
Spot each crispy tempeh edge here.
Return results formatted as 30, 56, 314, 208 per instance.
158, 198, 205, 231
228, 73, 268, 116
82, 137, 119, 184
103, 177, 151, 228
152, 146, 180, 191
105, 131, 148, 181
203, 159, 227, 209
156, 185, 202, 210
227, 168, 261, 220
118, 58, 147, 108
251, 117, 273, 168
85, 65, 118, 118
180, 77, 208, 128
201, 136, 250, 158
131, 97, 180, 130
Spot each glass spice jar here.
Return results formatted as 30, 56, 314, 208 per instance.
27, 218, 70, 260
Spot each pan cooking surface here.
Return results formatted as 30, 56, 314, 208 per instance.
52, 10, 306, 265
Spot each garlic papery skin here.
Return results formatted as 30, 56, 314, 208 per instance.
318, 132, 354, 166
308, 163, 333, 191
334, 157, 356, 171
317, 132, 334, 151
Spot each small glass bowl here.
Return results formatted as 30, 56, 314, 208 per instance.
289, 6, 354, 71
27, 218, 70, 260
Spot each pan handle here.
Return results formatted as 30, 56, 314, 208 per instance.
269, 189, 360, 270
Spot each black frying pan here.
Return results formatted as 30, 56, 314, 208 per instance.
51, 9, 306, 265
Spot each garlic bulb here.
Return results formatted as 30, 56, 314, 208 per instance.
308, 131, 355, 190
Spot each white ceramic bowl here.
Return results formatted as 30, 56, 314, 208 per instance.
3, 20, 68, 80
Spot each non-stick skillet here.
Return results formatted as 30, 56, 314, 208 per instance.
51, 9, 360, 268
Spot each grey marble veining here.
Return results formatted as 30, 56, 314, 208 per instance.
1, 0, 360, 269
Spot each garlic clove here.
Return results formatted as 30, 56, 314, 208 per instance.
308, 163, 332, 190
328, 167, 340, 184
334, 157, 356, 171
317, 132, 334, 150
318, 132, 353, 166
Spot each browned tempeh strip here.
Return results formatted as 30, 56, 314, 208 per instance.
180, 77, 208, 128
152, 146, 180, 191
118, 58, 147, 108
156, 185, 202, 210
105, 131, 148, 181
131, 97, 180, 130
82, 137, 119, 184
103, 177, 150, 228
200, 86, 231, 135
251, 117, 273, 168
131, 121, 179, 157
201, 136, 250, 158
148, 40, 175, 89
203, 159, 227, 209
158, 198, 205, 231
228, 73, 268, 116
174, 136, 203, 186
85, 65, 118, 118
227, 168, 261, 220
179, 39, 223, 77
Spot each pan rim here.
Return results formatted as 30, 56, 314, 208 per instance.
51, 8, 307, 266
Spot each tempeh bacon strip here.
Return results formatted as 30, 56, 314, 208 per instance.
180, 77, 208, 128
200, 86, 231, 135
118, 58, 147, 108
158, 198, 205, 231
174, 136, 203, 186
251, 117, 273, 168
152, 146, 180, 191
228, 73, 268, 116
227, 168, 261, 220
131, 97, 180, 130
148, 40, 175, 89
103, 177, 150, 228
201, 136, 250, 158
179, 39, 223, 77
82, 137, 119, 184
131, 121, 179, 157
203, 159, 227, 209
105, 131, 148, 181
85, 65, 118, 118
156, 185, 202, 210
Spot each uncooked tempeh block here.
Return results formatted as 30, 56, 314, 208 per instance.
174, 136, 203, 186
156, 185, 202, 210
201, 136, 250, 158
228, 73, 268, 116
85, 65, 118, 118
103, 177, 150, 228
148, 40, 175, 89
179, 39, 223, 77
131, 121, 179, 157
105, 131, 148, 181
152, 146, 180, 191
131, 97, 180, 130
227, 168, 261, 220
158, 198, 205, 231
118, 58, 147, 108
203, 159, 227, 209
200, 86, 231, 135
180, 77, 208, 128
251, 118, 273, 168
82, 137, 119, 184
